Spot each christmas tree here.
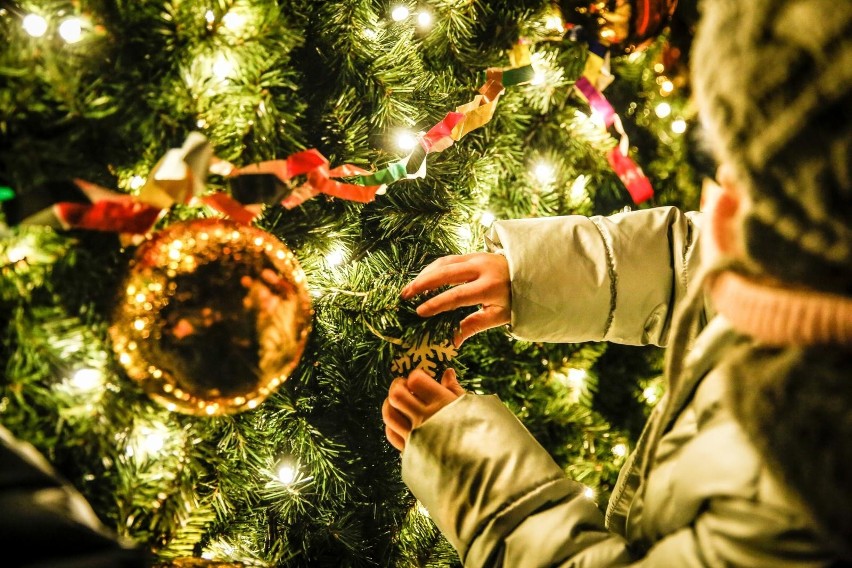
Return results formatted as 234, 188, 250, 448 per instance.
0, 1, 702, 565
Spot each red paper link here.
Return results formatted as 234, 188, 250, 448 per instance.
421, 112, 465, 153
231, 150, 384, 210
607, 147, 654, 204
55, 200, 162, 234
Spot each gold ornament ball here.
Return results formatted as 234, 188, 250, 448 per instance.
110, 218, 312, 416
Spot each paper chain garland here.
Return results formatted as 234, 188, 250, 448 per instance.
23, 41, 653, 234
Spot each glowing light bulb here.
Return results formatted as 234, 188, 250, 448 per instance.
417, 11, 432, 28
612, 443, 627, 458
6, 244, 31, 263
643, 386, 659, 404
566, 368, 587, 388
479, 211, 495, 227
129, 175, 145, 190
533, 161, 556, 184
655, 102, 672, 119
530, 70, 546, 86
660, 80, 674, 95
142, 430, 167, 454
70, 368, 103, 392
325, 248, 346, 266
363, 28, 378, 40
58, 18, 83, 44
212, 54, 234, 80
22, 14, 48, 37
583, 487, 596, 500
222, 12, 245, 31
396, 130, 418, 151
416, 501, 430, 517
277, 463, 297, 485
391, 6, 410, 21
653, 63, 665, 73
671, 118, 687, 134
204, 10, 215, 24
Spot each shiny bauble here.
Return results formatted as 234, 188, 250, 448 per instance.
110, 218, 312, 416
564, 0, 678, 53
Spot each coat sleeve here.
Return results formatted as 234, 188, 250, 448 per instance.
402, 394, 636, 567
487, 207, 702, 346
402, 395, 837, 568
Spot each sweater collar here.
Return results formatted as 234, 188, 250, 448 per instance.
709, 271, 852, 346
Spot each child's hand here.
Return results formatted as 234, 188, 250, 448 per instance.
400, 253, 510, 346
382, 368, 466, 452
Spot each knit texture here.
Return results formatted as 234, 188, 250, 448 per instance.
691, 0, 852, 295
711, 271, 852, 346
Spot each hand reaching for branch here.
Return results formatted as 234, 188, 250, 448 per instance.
382, 368, 466, 452
400, 253, 510, 346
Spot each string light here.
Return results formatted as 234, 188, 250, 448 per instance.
583, 487, 596, 500
276, 461, 297, 485
660, 80, 674, 95
22, 14, 48, 37
612, 443, 627, 458
58, 17, 83, 44
6, 244, 32, 263
325, 247, 347, 266
204, 10, 215, 24
69, 368, 103, 392
566, 368, 587, 388
671, 118, 687, 134
395, 130, 418, 151
416, 501, 430, 517
212, 53, 234, 80
128, 175, 145, 190
530, 70, 546, 86
478, 211, 495, 227
643, 386, 660, 405
416, 11, 432, 29
126, 422, 172, 462
533, 161, 556, 184
545, 15, 563, 32
362, 28, 378, 40
222, 11, 245, 32
653, 63, 665, 73
391, 6, 410, 21
654, 102, 672, 119
456, 224, 473, 243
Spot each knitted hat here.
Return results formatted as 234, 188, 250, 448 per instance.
690, 0, 852, 295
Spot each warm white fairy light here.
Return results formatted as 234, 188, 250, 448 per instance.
395, 130, 418, 151
58, 17, 83, 44
212, 53, 234, 80
222, 11, 245, 32
583, 487, 596, 500
69, 368, 103, 392
530, 70, 546, 86
416, 501, 430, 517
566, 368, 587, 388
660, 80, 674, 95
643, 386, 660, 405
204, 10, 215, 24
391, 6, 410, 21
655, 102, 672, 119
416, 11, 432, 28
456, 224, 473, 243
22, 13, 48, 37
325, 247, 347, 267
128, 175, 145, 190
671, 118, 687, 134
277, 462, 297, 485
533, 161, 556, 184
612, 443, 627, 458
479, 211, 495, 227
363, 28, 378, 40
126, 422, 172, 462
6, 244, 32, 263
545, 15, 563, 32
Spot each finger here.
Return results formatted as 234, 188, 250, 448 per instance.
415, 280, 492, 317
456, 305, 510, 345
388, 378, 424, 419
440, 368, 466, 396
401, 256, 466, 298
385, 425, 406, 452
403, 264, 479, 303
407, 369, 450, 405
382, 397, 412, 434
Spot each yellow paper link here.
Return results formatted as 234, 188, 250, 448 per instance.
138, 132, 213, 209
508, 42, 532, 68
450, 95, 502, 140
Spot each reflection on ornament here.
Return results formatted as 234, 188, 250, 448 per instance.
110, 218, 312, 416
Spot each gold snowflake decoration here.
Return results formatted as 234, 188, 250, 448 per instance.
391, 333, 457, 378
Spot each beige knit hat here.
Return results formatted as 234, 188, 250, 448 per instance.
691, 0, 852, 295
